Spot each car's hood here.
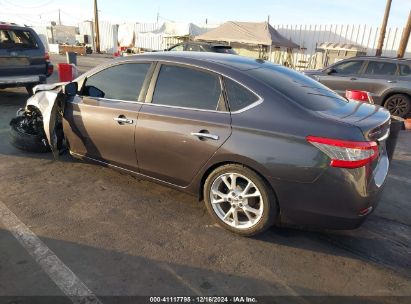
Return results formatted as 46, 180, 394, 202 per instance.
33, 82, 68, 94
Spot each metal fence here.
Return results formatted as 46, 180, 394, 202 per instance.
273, 24, 411, 69
37, 21, 411, 62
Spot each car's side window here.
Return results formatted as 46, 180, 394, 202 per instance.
169, 44, 184, 51
83, 63, 151, 100
399, 64, 411, 76
331, 60, 363, 75
186, 44, 201, 52
224, 78, 259, 112
152, 65, 222, 110
365, 61, 397, 76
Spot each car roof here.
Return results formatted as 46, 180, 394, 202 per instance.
344, 56, 411, 63
0, 22, 32, 31
115, 51, 270, 72
185, 41, 231, 47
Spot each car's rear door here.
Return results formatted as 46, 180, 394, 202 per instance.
318, 60, 366, 95
0, 27, 45, 79
135, 63, 232, 187
357, 60, 400, 105
64, 62, 152, 171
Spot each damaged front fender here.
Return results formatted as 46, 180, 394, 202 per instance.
26, 83, 67, 158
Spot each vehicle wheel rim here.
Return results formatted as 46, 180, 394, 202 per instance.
210, 173, 264, 230
386, 97, 409, 117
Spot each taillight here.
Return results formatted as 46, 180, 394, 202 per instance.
307, 136, 379, 169
47, 64, 53, 77
44, 52, 50, 62
345, 90, 374, 104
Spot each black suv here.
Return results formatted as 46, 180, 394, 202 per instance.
304, 56, 411, 117
167, 41, 237, 54
0, 22, 53, 94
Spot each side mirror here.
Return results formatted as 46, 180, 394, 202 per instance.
85, 85, 105, 98
64, 82, 78, 96
326, 68, 337, 75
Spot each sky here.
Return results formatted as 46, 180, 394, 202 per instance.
0, 0, 410, 27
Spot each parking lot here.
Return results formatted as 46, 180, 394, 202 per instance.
0, 54, 410, 302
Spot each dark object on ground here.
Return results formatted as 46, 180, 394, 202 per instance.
9, 115, 50, 153
386, 116, 405, 161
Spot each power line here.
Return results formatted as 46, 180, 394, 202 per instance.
1, 0, 55, 9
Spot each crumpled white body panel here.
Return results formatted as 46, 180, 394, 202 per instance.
26, 85, 64, 158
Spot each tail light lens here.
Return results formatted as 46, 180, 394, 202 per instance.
44, 52, 50, 62
307, 136, 379, 169
47, 64, 53, 76
345, 90, 374, 104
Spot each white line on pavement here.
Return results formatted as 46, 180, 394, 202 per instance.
388, 174, 411, 185
0, 200, 102, 304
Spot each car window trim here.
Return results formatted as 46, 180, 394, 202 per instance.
145, 62, 227, 112
78, 61, 155, 103
144, 60, 263, 113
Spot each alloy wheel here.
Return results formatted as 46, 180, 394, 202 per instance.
210, 173, 264, 229
386, 96, 409, 117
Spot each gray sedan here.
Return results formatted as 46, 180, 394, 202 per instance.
11, 52, 391, 236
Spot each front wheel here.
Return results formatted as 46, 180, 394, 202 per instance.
9, 116, 50, 153
203, 164, 277, 236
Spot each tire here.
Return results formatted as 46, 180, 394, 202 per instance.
384, 94, 411, 118
9, 116, 50, 153
203, 164, 278, 236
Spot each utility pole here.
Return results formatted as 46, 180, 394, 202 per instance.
94, 0, 100, 53
397, 10, 411, 58
58, 9, 61, 25
376, 0, 392, 56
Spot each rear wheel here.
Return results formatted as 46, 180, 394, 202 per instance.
384, 94, 410, 118
203, 164, 277, 236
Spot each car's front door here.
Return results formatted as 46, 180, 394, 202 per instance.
135, 64, 232, 187
318, 60, 366, 96
64, 62, 152, 171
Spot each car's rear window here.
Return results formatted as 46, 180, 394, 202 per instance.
0, 29, 38, 50
399, 64, 411, 76
248, 64, 348, 111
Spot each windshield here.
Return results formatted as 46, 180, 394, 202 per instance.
0, 29, 38, 50
248, 64, 348, 111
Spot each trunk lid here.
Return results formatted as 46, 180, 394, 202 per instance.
316, 101, 391, 142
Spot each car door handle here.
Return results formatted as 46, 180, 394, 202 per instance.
387, 80, 397, 83
350, 77, 357, 81
191, 132, 219, 141
113, 116, 134, 125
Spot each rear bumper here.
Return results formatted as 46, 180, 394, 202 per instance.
271, 153, 389, 230
0, 75, 46, 88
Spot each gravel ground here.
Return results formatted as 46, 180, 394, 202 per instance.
0, 54, 410, 301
